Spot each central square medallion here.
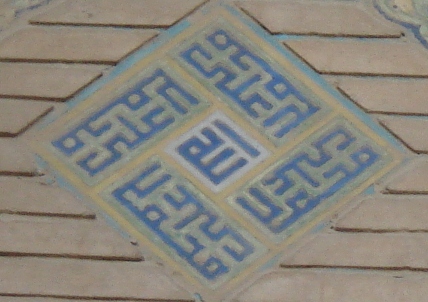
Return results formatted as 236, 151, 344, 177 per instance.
34, 4, 404, 299
165, 111, 270, 192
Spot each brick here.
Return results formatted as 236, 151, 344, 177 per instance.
0, 63, 102, 101
0, 139, 39, 176
239, 1, 402, 37
0, 219, 142, 260
335, 77, 428, 114
386, 159, 428, 193
379, 116, 428, 153
281, 233, 428, 270
335, 196, 428, 231
0, 27, 158, 64
30, 0, 205, 27
0, 99, 52, 137
236, 270, 428, 302
285, 39, 428, 76
0, 258, 192, 301
0, 177, 94, 217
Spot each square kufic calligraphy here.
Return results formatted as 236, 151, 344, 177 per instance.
35, 4, 405, 298
165, 111, 270, 193
49, 64, 209, 186
101, 156, 267, 288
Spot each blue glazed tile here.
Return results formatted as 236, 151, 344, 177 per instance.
172, 23, 332, 146
50, 64, 209, 185
101, 156, 267, 288
229, 117, 392, 243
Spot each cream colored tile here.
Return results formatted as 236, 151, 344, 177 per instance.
386, 159, 428, 193
379, 116, 428, 153
0, 219, 142, 260
0, 258, 192, 300
285, 39, 428, 76
282, 233, 428, 269
335, 77, 428, 114
335, 195, 428, 231
239, 1, 403, 37
0, 138, 39, 176
0, 177, 94, 217
0, 27, 158, 64
31, 0, 205, 27
236, 270, 428, 302
0, 99, 52, 136
0, 63, 102, 101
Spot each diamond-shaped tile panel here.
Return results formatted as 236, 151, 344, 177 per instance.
34, 4, 404, 300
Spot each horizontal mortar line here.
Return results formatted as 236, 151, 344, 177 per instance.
326, 73, 428, 80
383, 189, 428, 195
0, 94, 67, 104
28, 21, 170, 30
319, 71, 428, 79
0, 132, 17, 138
275, 33, 403, 40
372, 111, 428, 117
0, 210, 96, 220
374, 111, 428, 118
0, 253, 143, 262
0, 293, 191, 302
0, 172, 43, 177
280, 265, 428, 273
0, 95, 66, 102
368, 109, 428, 117
0, 58, 117, 66
333, 227, 428, 234
0, 62, 112, 69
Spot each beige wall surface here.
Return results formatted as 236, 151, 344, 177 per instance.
1, 0, 428, 301
0, 0, 49, 29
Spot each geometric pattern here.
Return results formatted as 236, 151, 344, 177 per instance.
165, 111, 270, 192
51, 66, 208, 185
37, 5, 404, 297
102, 156, 266, 287
173, 25, 330, 146
229, 117, 386, 243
